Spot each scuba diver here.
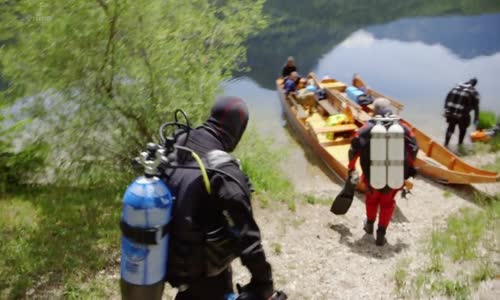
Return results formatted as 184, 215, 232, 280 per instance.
443, 78, 480, 147
120, 96, 285, 300
347, 98, 418, 246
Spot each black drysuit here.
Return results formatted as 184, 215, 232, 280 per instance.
444, 82, 480, 145
164, 97, 273, 300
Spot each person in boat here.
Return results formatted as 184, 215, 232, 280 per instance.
296, 78, 319, 110
284, 71, 299, 97
281, 56, 297, 78
347, 98, 418, 246
443, 78, 480, 147
161, 97, 278, 299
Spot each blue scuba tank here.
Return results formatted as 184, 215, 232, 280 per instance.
120, 175, 173, 285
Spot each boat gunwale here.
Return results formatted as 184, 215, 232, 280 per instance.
323, 76, 500, 184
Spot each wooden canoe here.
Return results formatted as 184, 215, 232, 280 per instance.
276, 76, 367, 191
318, 75, 500, 184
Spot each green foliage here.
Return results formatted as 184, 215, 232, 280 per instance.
477, 110, 497, 130
0, 0, 267, 187
0, 186, 121, 299
0, 104, 48, 191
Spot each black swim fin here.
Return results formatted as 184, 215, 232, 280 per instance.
330, 176, 356, 215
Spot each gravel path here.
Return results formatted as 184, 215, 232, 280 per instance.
228, 152, 500, 299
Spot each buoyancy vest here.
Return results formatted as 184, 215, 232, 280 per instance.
445, 83, 477, 120
163, 150, 247, 284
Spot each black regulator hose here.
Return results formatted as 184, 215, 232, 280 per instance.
156, 109, 248, 195
159, 109, 192, 147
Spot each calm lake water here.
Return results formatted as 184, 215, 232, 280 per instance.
226, 12, 500, 146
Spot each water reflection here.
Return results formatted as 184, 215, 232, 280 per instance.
367, 14, 500, 59
229, 13, 500, 143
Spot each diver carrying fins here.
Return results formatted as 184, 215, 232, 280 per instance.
330, 98, 418, 245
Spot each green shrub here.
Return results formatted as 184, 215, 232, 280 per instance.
477, 111, 496, 130
0, 112, 48, 192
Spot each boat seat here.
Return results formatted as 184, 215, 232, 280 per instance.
289, 96, 308, 119
321, 81, 347, 92
318, 100, 337, 115
312, 124, 358, 134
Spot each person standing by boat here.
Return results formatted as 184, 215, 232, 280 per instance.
281, 56, 297, 78
347, 98, 418, 246
443, 78, 480, 147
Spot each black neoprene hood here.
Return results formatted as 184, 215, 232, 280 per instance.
203, 96, 249, 152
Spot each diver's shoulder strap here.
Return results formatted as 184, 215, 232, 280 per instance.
206, 150, 241, 169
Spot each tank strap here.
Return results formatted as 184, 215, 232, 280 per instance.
206, 150, 240, 169
120, 220, 171, 245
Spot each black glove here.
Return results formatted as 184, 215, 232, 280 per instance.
236, 279, 274, 300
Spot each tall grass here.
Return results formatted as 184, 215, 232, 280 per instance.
0, 186, 122, 299
394, 195, 500, 299
236, 128, 295, 208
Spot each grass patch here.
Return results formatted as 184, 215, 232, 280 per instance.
236, 127, 295, 206
430, 278, 471, 300
473, 135, 500, 154
0, 186, 121, 299
427, 231, 444, 273
442, 189, 453, 198
394, 195, 500, 299
481, 156, 500, 173
290, 217, 306, 228
471, 260, 496, 283
393, 258, 411, 294
302, 193, 332, 205
63, 275, 117, 300
272, 243, 282, 255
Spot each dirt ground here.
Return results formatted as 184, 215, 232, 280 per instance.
227, 152, 499, 299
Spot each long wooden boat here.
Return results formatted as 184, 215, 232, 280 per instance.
318, 75, 500, 184
276, 76, 367, 191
